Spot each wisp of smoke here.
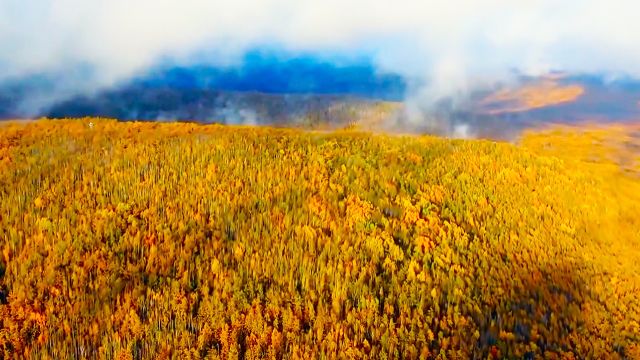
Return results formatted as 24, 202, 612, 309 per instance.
2, 0, 640, 134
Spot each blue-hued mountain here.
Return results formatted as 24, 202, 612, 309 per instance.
135, 50, 407, 100
0, 51, 406, 122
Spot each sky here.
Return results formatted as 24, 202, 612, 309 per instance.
2, 0, 640, 127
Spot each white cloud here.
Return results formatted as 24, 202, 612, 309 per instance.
2, 0, 640, 110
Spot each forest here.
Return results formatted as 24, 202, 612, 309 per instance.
0, 119, 639, 359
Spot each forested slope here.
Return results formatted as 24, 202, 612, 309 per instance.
0, 119, 638, 359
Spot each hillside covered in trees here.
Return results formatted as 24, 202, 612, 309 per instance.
0, 119, 639, 359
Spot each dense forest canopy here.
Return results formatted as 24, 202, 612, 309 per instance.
0, 119, 638, 358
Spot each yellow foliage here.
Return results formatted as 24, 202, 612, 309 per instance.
0, 118, 638, 359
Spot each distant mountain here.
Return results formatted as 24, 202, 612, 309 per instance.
0, 50, 407, 125
1, 50, 640, 139
135, 50, 407, 100
45, 87, 399, 128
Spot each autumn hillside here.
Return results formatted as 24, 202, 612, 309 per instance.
0, 119, 639, 359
